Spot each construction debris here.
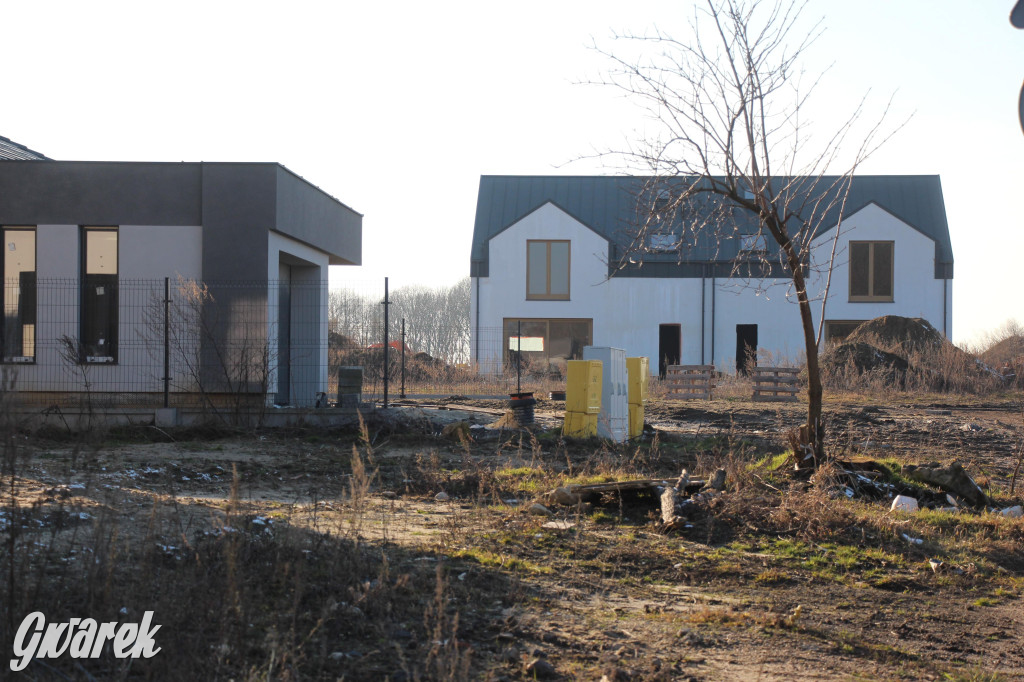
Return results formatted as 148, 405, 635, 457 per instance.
890, 495, 919, 512
537, 469, 728, 533
901, 461, 988, 508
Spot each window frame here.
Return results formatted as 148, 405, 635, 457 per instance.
823, 320, 867, 346
1, 226, 37, 364
848, 240, 894, 303
525, 239, 571, 301
80, 226, 120, 364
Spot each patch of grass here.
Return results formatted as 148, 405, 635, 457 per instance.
686, 607, 753, 626
751, 452, 792, 472
589, 509, 618, 525
972, 597, 998, 607
941, 666, 1011, 682
449, 548, 553, 575
753, 568, 788, 585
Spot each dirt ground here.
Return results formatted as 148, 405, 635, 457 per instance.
4, 393, 1023, 680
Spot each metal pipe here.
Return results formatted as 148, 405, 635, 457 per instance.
474, 275, 480, 366
516, 319, 522, 395
382, 277, 389, 408
401, 317, 406, 398
163, 277, 170, 408
942, 277, 948, 337
710, 273, 716, 366
700, 265, 706, 365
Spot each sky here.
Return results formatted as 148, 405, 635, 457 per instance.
3, 0, 1022, 346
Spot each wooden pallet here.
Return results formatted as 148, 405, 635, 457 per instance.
665, 365, 715, 400
751, 366, 801, 402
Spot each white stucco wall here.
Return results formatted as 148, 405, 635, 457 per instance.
809, 202, 951, 338
473, 201, 952, 376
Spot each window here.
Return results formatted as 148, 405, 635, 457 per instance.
739, 233, 768, 254
81, 227, 118, 362
2, 227, 36, 362
648, 233, 679, 252
526, 240, 570, 300
503, 318, 592, 374
849, 241, 893, 302
824, 320, 865, 346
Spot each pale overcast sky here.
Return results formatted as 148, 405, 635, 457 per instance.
4, 0, 1022, 345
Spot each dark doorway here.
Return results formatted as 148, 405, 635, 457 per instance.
736, 324, 758, 375
276, 265, 291, 406
658, 324, 681, 378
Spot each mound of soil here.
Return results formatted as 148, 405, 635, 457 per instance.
822, 316, 995, 391
843, 315, 944, 353
822, 341, 908, 378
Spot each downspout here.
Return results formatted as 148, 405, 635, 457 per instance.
942, 275, 948, 338
700, 264, 706, 365
474, 274, 480, 365
710, 270, 716, 367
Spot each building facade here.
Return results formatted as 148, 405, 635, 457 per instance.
470, 175, 953, 376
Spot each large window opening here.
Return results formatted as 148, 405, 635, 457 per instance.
526, 240, 570, 300
81, 227, 118, 363
2, 227, 36, 362
503, 318, 591, 375
849, 241, 894, 302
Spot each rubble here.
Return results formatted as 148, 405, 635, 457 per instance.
901, 461, 988, 508
890, 495, 919, 512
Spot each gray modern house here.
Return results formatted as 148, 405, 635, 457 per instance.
1, 144, 361, 412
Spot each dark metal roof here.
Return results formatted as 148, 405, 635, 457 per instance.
470, 175, 953, 279
0, 135, 49, 160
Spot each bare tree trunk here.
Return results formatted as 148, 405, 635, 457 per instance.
783, 238, 824, 465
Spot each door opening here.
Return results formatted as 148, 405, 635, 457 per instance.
658, 324, 681, 378
276, 265, 291, 405
736, 324, 758, 375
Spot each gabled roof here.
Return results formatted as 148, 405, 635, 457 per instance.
0, 135, 50, 160
471, 175, 953, 279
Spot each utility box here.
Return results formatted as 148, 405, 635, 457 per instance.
626, 356, 650, 439
563, 411, 598, 438
626, 357, 649, 405
628, 404, 644, 439
337, 366, 363, 408
583, 346, 628, 443
565, 360, 603, 414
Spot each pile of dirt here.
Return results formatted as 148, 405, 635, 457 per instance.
822, 341, 908, 379
822, 316, 994, 391
843, 315, 945, 353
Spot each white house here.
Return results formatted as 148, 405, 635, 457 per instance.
469, 175, 953, 376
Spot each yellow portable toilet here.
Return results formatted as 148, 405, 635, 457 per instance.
626, 357, 650, 438
564, 359, 602, 437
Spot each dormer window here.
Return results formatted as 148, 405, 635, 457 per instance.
648, 233, 679, 252
739, 234, 768, 254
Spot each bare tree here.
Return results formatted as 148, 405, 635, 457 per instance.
597, 0, 897, 464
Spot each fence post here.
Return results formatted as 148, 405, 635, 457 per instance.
382, 277, 389, 409
516, 319, 522, 395
163, 277, 170, 408
401, 317, 406, 399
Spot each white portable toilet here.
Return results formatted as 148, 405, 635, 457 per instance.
583, 346, 628, 442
